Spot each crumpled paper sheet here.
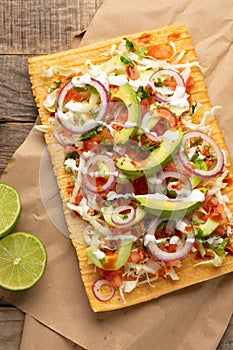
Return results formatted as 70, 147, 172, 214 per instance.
1, 0, 233, 349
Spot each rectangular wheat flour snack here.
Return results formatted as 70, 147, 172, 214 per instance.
28, 24, 233, 312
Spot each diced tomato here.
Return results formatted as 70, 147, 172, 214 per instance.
126, 64, 140, 80
63, 87, 84, 105
75, 189, 84, 205
157, 107, 177, 127
186, 76, 195, 94
140, 95, 156, 115
98, 269, 123, 289
86, 175, 108, 193
148, 45, 172, 60
132, 176, 149, 195
128, 248, 147, 263
167, 244, 176, 253
163, 79, 177, 90
200, 194, 228, 232
82, 127, 113, 152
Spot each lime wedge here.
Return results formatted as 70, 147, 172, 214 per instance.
0, 183, 22, 238
0, 232, 47, 290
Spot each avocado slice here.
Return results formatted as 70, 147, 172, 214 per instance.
135, 195, 201, 218
102, 206, 146, 227
190, 160, 207, 188
100, 55, 127, 75
196, 218, 220, 238
110, 83, 141, 145
86, 241, 132, 270
116, 130, 182, 175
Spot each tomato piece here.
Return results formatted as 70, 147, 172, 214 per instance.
186, 76, 195, 94
82, 127, 113, 152
148, 45, 172, 59
200, 194, 228, 229
163, 79, 177, 90
128, 248, 147, 263
140, 95, 156, 115
132, 176, 149, 195
157, 107, 177, 127
98, 269, 123, 289
126, 64, 140, 80
64, 87, 84, 104
75, 190, 84, 205
86, 175, 108, 193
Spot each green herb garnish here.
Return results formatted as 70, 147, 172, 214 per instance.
123, 37, 134, 52
120, 56, 134, 67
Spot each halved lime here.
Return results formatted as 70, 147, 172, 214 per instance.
0, 232, 47, 290
0, 183, 22, 238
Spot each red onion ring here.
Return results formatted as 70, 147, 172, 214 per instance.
111, 205, 136, 226
150, 68, 185, 87
56, 78, 109, 135
155, 170, 192, 199
83, 154, 117, 193
145, 218, 195, 261
178, 131, 224, 178
150, 68, 185, 105
92, 279, 115, 302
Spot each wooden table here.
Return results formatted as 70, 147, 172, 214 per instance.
0, 1, 233, 349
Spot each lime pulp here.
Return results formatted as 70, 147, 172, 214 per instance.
0, 232, 47, 290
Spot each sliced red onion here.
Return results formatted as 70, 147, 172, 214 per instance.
150, 69, 185, 105
53, 128, 78, 146
145, 218, 195, 261
83, 154, 117, 193
178, 131, 224, 178
92, 279, 115, 302
154, 94, 168, 104
56, 78, 109, 134
155, 170, 192, 200
150, 68, 185, 87
111, 205, 136, 226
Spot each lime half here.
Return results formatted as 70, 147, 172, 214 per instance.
0, 183, 22, 238
0, 232, 47, 290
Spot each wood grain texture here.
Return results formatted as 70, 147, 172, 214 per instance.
0, 0, 103, 54
0, 307, 24, 350
0, 1, 103, 349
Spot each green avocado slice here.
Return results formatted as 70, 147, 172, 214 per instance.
86, 241, 132, 270
116, 130, 182, 175
110, 83, 141, 145
135, 195, 201, 218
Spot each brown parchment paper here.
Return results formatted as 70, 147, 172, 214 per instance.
1, 0, 233, 349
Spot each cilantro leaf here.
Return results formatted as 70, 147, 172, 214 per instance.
120, 56, 134, 67
123, 37, 134, 52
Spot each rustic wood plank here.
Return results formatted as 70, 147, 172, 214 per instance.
0, 307, 24, 350
0, 55, 38, 120
0, 0, 104, 55
0, 300, 11, 306
0, 123, 33, 175
217, 316, 233, 349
